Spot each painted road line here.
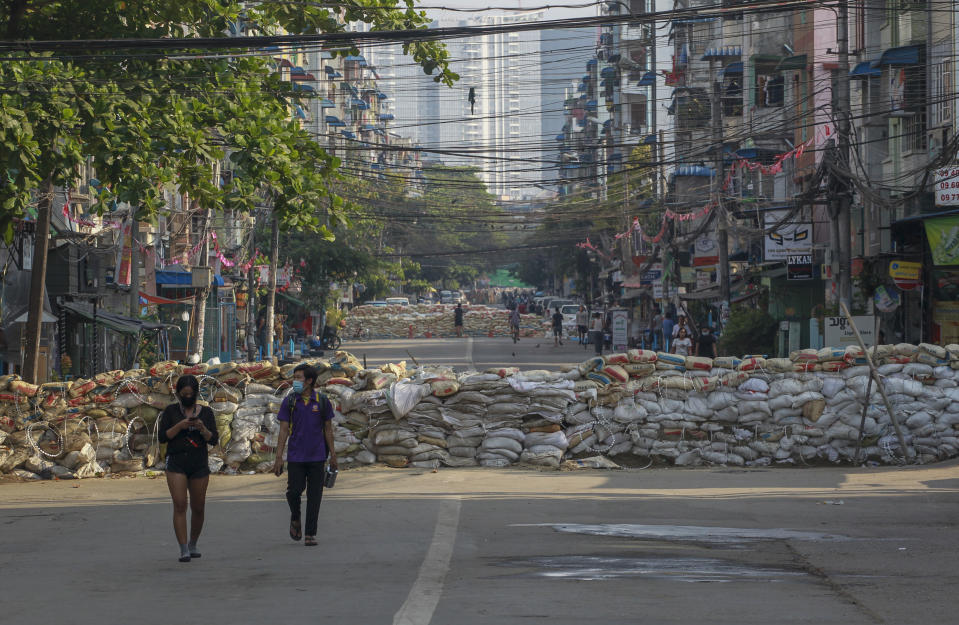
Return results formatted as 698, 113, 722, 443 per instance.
393, 498, 462, 625
466, 336, 474, 368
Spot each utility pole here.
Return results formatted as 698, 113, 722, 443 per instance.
23, 175, 54, 383
710, 59, 730, 306
264, 214, 279, 362
246, 212, 257, 362
192, 206, 213, 362
836, 0, 852, 307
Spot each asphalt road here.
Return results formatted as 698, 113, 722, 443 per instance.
336, 335, 597, 372
2, 463, 958, 624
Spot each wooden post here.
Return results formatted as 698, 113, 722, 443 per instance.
839, 302, 913, 462
265, 215, 279, 362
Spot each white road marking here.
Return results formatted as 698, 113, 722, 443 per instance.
393, 499, 462, 625
466, 336, 474, 368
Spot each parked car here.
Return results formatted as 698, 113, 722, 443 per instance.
385, 297, 410, 306
366, 300, 388, 307
560, 304, 581, 328
440, 290, 453, 304
451, 290, 464, 304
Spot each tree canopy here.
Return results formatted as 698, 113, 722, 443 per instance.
0, 0, 457, 239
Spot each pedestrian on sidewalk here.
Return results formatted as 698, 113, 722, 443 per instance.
454, 303, 465, 338
273, 364, 337, 547
158, 375, 218, 563
551, 307, 564, 346
575, 305, 588, 347
509, 307, 521, 343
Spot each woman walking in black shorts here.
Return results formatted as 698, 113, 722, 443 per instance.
158, 375, 218, 562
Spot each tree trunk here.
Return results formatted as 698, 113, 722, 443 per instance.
23, 175, 54, 383
265, 215, 279, 362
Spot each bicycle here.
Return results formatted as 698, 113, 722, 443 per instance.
348, 324, 371, 342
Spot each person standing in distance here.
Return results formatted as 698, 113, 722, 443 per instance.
551, 307, 564, 346
158, 375, 218, 563
696, 325, 718, 358
575, 305, 588, 348
509, 306, 521, 343
273, 364, 337, 547
454, 303, 465, 338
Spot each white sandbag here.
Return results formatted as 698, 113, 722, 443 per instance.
480, 437, 523, 454
524, 431, 569, 450
739, 378, 769, 394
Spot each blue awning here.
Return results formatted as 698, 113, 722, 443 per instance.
587, 59, 597, 68
721, 62, 743, 77
555, 133, 565, 141
325, 115, 346, 127
637, 71, 656, 86
378, 113, 394, 121
294, 105, 307, 120
586, 99, 598, 110
156, 269, 225, 287
376, 91, 388, 100
345, 55, 366, 63
321, 98, 335, 108
324, 65, 336, 74
850, 61, 880, 78
877, 44, 922, 66
362, 123, 375, 130
601, 66, 617, 78
340, 130, 356, 139
332, 71, 342, 78
292, 83, 314, 93
291, 66, 305, 74
701, 46, 742, 60
672, 165, 715, 178
341, 82, 358, 96
577, 82, 586, 93
351, 97, 369, 110
643, 134, 657, 145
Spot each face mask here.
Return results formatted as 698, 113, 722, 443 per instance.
292, 380, 304, 394
180, 395, 196, 408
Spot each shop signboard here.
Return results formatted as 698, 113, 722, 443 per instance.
763, 210, 812, 261
696, 271, 713, 290
924, 215, 959, 265
693, 234, 719, 266
640, 263, 662, 285
680, 266, 696, 283
824, 315, 875, 347
610, 308, 629, 351
934, 166, 959, 206
786, 253, 813, 280
888, 260, 922, 290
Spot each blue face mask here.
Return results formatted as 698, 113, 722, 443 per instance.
292, 380, 304, 394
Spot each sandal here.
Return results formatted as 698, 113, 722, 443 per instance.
290, 519, 302, 542
304, 536, 317, 547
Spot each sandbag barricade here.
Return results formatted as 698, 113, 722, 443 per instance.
5, 345, 959, 480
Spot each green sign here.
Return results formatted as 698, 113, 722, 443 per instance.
925, 215, 959, 266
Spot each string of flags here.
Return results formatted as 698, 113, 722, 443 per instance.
579, 125, 833, 250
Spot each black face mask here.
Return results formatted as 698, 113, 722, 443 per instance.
180, 395, 197, 408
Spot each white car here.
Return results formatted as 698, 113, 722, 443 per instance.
385, 297, 410, 306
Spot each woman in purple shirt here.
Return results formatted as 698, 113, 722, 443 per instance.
273, 364, 337, 547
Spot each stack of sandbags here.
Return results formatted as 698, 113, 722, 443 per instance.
343, 303, 544, 338
370, 423, 418, 467
478, 427, 524, 467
